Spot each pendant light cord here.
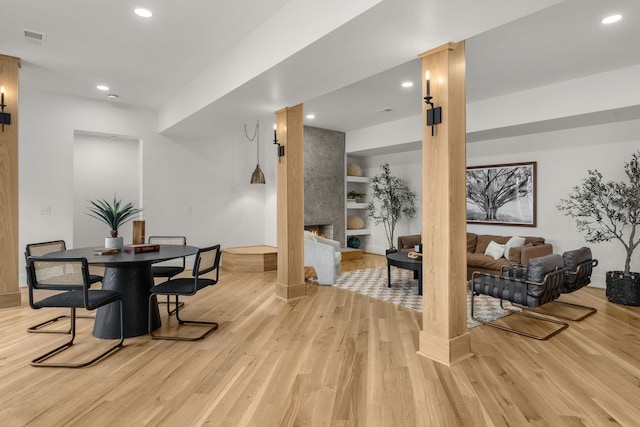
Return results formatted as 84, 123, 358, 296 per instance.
244, 121, 260, 164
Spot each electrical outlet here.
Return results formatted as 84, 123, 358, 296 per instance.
185, 206, 192, 214
39, 206, 51, 215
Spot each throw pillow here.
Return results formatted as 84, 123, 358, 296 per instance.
504, 236, 526, 259
303, 230, 317, 241
484, 240, 505, 260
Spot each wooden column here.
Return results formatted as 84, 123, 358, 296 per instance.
274, 104, 306, 300
0, 54, 21, 309
418, 42, 472, 365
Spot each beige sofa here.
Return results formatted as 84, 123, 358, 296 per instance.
397, 233, 553, 280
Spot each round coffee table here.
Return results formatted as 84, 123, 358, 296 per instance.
386, 251, 422, 295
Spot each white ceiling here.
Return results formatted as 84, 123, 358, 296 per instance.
1, 0, 639, 138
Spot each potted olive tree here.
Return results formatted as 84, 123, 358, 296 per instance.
367, 163, 417, 252
87, 195, 143, 249
557, 151, 640, 305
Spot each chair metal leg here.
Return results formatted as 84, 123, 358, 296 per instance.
150, 295, 218, 341
27, 311, 95, 334
521, 300, 597, 321
157, 295, 185, 315
31, 302, 125, 368
471, 292, 569, 340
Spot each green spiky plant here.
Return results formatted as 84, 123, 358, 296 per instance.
87, 195, 143, 237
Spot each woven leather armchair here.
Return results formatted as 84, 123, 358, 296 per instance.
529, 247, 598, 320
471, 254, 569, 340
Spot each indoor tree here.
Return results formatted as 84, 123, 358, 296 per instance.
557, 151, 640, 304
558, 151, 640, 275
367, 163, 417, 251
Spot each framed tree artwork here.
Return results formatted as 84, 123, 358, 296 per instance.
466, 161, 536, 226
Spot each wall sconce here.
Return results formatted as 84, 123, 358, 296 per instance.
244, 120, 266, 184
423, 71, 441, 136
0, 86, 10, 133
273, 124, 285, 157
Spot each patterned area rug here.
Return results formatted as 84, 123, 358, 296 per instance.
332, 267, 507, 328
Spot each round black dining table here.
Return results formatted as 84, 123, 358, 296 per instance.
44, 245, 198, 339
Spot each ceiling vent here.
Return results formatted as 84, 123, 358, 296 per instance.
24, 30, 45, 44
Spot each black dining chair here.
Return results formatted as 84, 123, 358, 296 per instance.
26, 256, 124, 368
149, 244, 221, 341
148, 236, 187, 315
25, 240, 103, 333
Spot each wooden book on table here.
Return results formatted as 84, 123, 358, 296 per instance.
93, 248, 120, 255
121, 243, 160, 254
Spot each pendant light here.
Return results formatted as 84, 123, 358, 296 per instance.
245, 120, 265, 184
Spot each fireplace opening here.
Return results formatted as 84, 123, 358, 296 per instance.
304, 224, 334, 240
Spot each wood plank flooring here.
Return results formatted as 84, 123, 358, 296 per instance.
1, 256, 639, 426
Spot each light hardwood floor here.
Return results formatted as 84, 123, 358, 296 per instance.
1, 256, 640, 426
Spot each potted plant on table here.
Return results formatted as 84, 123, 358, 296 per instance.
557, 151, 640, 305
367, 163, 417, 253
87, 195, 143, 249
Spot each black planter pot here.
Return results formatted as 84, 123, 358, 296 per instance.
385, 248, 398, 255
606, 271, 640, 306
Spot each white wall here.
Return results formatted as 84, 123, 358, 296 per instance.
356, 151, 423, 254
347, 117, 640, 287
18, 87, 269, 285
466, 119, 640, 287
73, 133, 141, 248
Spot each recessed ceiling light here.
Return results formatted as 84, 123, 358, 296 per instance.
134, 8, 153, 18
96, 85, 109, 91
306, 114, 315, 119
107, 93, 119, 99
602, 14, 622, 24
401, 81, 414, 88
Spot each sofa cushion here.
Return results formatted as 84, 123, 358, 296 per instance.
467, 233, 478, 253
484, 241, 506, 260
504, 236, 526, 259
467, 252, 510, 271
527, 254, 564, 283
523, 236, 545, 246
475, 235, 510, 253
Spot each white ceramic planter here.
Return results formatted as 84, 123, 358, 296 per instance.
105, 237, 124, 249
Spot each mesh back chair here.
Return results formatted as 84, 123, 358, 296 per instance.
149, 244, 221, 341
471, 254, 569, 340
25, 240, 103, 333
149, 236, 187, 315
527, 247, 598, 321
26, 257, 124, 367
